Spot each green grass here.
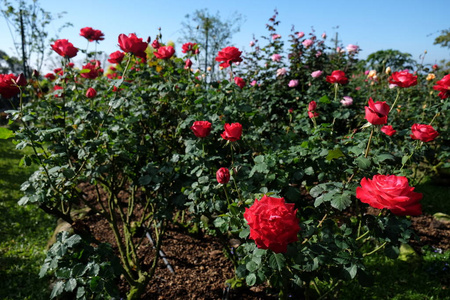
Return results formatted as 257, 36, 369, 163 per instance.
0, 138, 55, 300
338, 247, 450, 300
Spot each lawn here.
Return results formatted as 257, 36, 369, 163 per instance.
0, 137, 55, 300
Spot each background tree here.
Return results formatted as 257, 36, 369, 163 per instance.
434, 28, 450, 49
179, 8, 244, 81
1, 0, 71, 76
0, 49, 22, 73
363, 49, 416, 73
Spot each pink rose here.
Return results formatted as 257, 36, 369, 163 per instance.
276, 68, 287, 77
302, 39, 313, 48
356, 175, 422, 216
272, 34, 281, 40
297, 32, 305, 38
340, 96, 353, 107
346, 44, 359, 54
288, 80, 299, 88
311, 70, 323, 78
271, 54, 282, 62
244, 195, 300, 253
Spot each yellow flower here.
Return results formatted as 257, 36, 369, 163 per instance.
385, 67, 391, 74
367, 70, 377, 78
426, 73, 436, 81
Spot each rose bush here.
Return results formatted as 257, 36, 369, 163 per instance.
2, 10, 448, 300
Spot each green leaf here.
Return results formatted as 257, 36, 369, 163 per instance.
65, 278, 77, 292
0, 127, 14, 139
76, 286, 85, 299
356, 157, 371, 169
318, 95, 331, 104
246, 261, 259, 272
246, 273, 257, 286
345, 264, 358, 279
326, 148, 344, 161
50, 281, 65, 299
331, 192, 352, 210
269, 253, 286, 271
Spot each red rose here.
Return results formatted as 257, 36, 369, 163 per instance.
216, 167, 230, 184
182, 42, 198, 54
154, 46, 175, 59
215, 46, 243, 68
190, 121, 212, 138
184, 59, 193, 70
234, 77, 245, 89
86, 87, 97, 98
364, 98, 390, 125
0, 73, 26, 98
244, 195, 300, 253
380, 125, 396, 136
308, 101, 317, 112
118, 33, 148, 59
108, 51, 125, 64
388, 70, 417, 88
308, 111, 319, 118
51, 39, 78, 58
326, 70, 348, 85
80, 60, 101, 79
151, 40, 161, 49
44, 73, 56, 81
221, 123, 242, 142
80, 27, 104, 42
356, 174, 422, 216
410, 123, 439, 142
433, 74, 450, 99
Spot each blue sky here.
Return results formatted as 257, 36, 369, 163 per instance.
1, 0, 449, 72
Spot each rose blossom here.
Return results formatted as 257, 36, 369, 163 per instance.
234, 77, 246, 89
182, 42, 198, 54
79, 27, 104, 42
364, 98, 390, 125
326, 70, 348, 85
288, 79, 299, 88
308, 101, 317, 112
433, 74, 450, 99
356, 174, 422, 216
426, 73, 435, 81
249, 41, 255, 47
221, 122, 242, 142
297, 31, 305, 38
184, 58, 192, 70
250, 80, 257, 86
86, 87, 97, 98
388, 70, 417, 88
215, 46, 243, 68
340, 96, 353, 107
190, 121, 212, 138
276, 67, 287, 77
154, 46, 175, 59
271, 54, 282, 62
118, 33, 148, 59
410, 124, 439, 142
302, 39, 313, 48
0, 73, 26, 98
272, 34, 281, 40
51, 39, 78, 58
244, 195, 300, 253
311, 70, 323, 78
346, 44, 359, 54
80, 60, 102, 79
44, 73, 56, 81
108, 51, 125, 64
216, 167, 230, 184
381, 125, 396, 136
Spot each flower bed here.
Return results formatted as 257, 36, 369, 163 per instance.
1, 10, 449, 300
